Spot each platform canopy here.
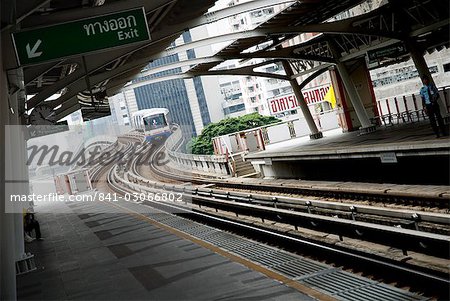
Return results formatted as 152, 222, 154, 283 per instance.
2, 0, 448, 121
151, 0, 450, 86
1, 0, 218, 120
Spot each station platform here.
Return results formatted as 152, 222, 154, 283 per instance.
16, 199, 314, 300
245, 122, 450, 184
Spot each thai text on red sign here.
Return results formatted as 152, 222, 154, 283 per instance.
268, 85, 330, 115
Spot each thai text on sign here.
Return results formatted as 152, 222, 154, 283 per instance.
12, 7, 150, 66
268, 85, 330, 115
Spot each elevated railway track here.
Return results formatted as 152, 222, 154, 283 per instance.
87, 133, 449, 299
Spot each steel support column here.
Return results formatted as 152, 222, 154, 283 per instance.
406, 41, 448, 117
281, 60, 322, 139
406, 42, 433, 83
334, 61, 375, 131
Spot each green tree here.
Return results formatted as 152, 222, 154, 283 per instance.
188, 113, 280, 155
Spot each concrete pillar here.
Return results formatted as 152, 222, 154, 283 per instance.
408, 44, 433, 83
13, 203, 25, 258
201, 160, 208, 172
406, 40, 447, 115
281, 60, 323, 139
328, 41, 375, 133
334, 61, 374, 130
1, 46, 17, 301
220, 163, 227, 175
5, 83, 27, 262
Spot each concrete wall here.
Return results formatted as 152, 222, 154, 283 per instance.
213, 112, 340, 155
165, 127, 231, 176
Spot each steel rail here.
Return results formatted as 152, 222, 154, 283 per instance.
149, 143, 449, 208
105, 159, 450, 298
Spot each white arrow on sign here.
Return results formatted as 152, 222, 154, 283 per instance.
26, 39, 43, 58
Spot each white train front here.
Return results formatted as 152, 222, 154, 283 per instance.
131, 108, 172, 143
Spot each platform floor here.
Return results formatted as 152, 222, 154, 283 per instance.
17, 200, 312, 300
247, 122, 450, 160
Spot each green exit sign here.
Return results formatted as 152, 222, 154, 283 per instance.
367, 42, 407, 64
12, 7, 150, 66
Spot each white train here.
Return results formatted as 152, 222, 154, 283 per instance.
131, 108, 171, 143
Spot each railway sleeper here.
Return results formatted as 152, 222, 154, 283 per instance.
190, 196, 450, 258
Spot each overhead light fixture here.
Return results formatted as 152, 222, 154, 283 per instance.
417, 31, 432, 38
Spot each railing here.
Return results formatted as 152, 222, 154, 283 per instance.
374, 86, 450, 126
213, 86, 450, 156
165, 127, 232, 176
212, 111, 340, 155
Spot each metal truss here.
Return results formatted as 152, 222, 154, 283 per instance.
18, 0, 296, 117
82, 0, 449, 113
10, 0, 449, 121
188, 59, 289, 80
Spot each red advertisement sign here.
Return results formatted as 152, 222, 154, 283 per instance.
268, 85, 330, 115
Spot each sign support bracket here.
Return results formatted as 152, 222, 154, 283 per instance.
82, 55, 96, 107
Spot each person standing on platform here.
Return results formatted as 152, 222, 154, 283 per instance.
420, 76, 448, 138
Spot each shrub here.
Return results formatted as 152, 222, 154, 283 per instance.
188, 113, 280, 155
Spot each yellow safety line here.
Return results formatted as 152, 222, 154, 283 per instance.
106, 201, 337, 301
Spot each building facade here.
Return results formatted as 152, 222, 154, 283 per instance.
117, 31, 223, 137
106, 0, 446, 134
370, 48, 450, 100
108, 92, 131, 126
210, 0, 281, 118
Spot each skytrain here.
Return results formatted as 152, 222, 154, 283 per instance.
131, 108, 171, 143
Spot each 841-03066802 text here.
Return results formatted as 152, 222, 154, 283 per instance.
9, 192, 183, 203
103, 192, 184, 203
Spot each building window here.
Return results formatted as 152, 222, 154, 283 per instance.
372, 65, 438, 87
224, 103, 245, 115
443, 63, 450, 73
186, 49, 196, 60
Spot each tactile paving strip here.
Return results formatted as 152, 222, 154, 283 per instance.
229, 244, 277, 259
335, 283, 426, 301
299, 269, 374, 294
250, 252, 297, 267
121, 201, 427, 301
271, 259, 328, 278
